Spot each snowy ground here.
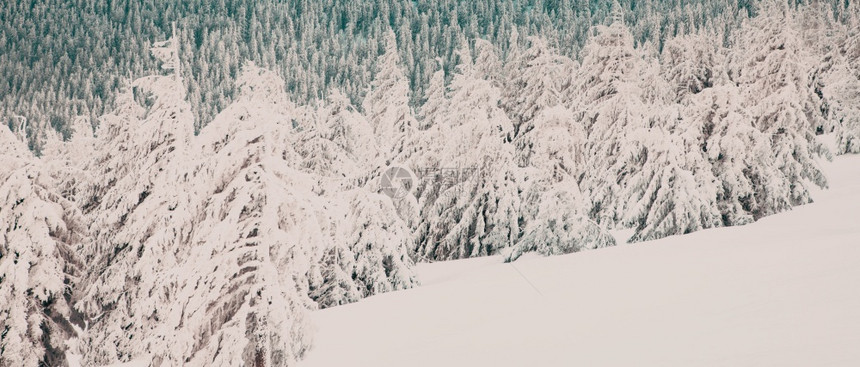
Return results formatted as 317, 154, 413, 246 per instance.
299, 155, 860, 367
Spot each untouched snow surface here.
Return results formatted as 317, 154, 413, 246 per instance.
300, 155, 860, 367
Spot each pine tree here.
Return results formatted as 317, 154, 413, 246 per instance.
311, 189, 417, 308
730, 0, 827, 210
114, 63, 318, 366
309, 239, 361, 309
687, 84, 791, 225
622, 105, 722, 242
661, 32, 723, 103
75, 33, 199, 366
414, 41, 520, 260
298, 89, 377, 182
322, 91, 378, 168
504, 105, 615, 261
0, 126, 83, 367
418, 61, 447, 132
816, 24, 860, 154
570, 14, 649, 227
176, 139, 319, 366
36, 116, 95, 203
502, 36, 574, 140
363, 29, 418, 161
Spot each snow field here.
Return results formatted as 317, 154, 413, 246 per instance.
300, 155, 860, 367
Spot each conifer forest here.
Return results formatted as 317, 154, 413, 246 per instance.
1, 0, 859, 366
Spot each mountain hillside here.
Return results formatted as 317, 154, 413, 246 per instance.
300, 154, 860, 367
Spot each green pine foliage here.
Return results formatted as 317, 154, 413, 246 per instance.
2, 0, 769, 143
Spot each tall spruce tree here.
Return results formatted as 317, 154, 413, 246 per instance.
730, 0, 827, 210
0, 125, 83, 367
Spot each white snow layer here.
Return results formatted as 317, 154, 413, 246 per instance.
299, 154, 860, 367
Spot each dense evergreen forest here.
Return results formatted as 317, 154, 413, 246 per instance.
1, 0, 859, 366
1, 0, 770, 139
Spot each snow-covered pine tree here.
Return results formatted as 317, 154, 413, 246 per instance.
730, 0, 827, 209
363, 29, 418, 161
10, 116, 30, 150
505, 186, 615, 262
138, 63, 321, 366
321, 91, 378, 171
410, 64, 451, 223
473, 39, 504, 85
359, 30, 424, 225
687, 84, 791, 225
0, 124, 34, 168
297, 89, 378, 184
414, 40, 521, 260
35, 122, 64, 161
0, 125, 83, 367
504, 105, 615, 261
503, 26, 523, 87
75, 32, 199, 366
418, 60, 447, 132
310, 189, 417, 308
177, 141, 319, 366
75, 31, 193, 219
621, 104, 722, 242
501, 36, 574, 142
342, 190, 416, 297
309, 240, 360, 309
569, 10, 650, 227
637, 43, 674, 106
295, 89, 418, 309
797, 2, 850, 144
35, 116, 96, 206
661, 32, 724, 104
815, 21, 860, 154
821, 57, 860, 154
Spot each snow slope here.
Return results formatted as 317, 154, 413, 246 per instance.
299, 154, 860, 367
